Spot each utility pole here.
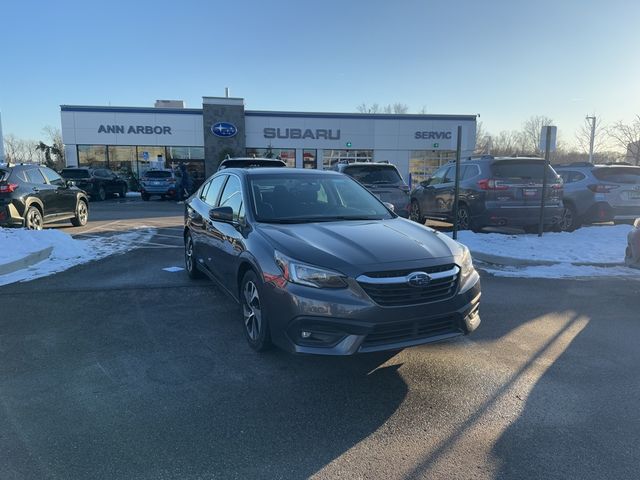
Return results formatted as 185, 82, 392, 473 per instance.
586, 115, 596, 163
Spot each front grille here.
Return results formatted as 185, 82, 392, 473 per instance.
362, 263, 456, 279
362, 316, 460, 348
357, 265, 459, 307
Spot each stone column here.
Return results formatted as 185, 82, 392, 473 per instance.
202, 97, 246, 176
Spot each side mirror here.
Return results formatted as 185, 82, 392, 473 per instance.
634, 218, 640, 228
66, 180, 76, 188
383, 201, 395, 212
420, 178, 431, 187
209, 206, 234, 222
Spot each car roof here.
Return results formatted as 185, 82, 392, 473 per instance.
230, 167, 342, 177
340, 162, 398, 168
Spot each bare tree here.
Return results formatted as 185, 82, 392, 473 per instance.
576, 116, 608, 155
42, 125, 65, 168
522, 115, 554, 154
3, 134, 23, 163
356, 103, 381, 114
417, 105, 428, 114
490, 130, 527, 156
608, 115, 640, 165
474, 121, 490, 154
357, 103, 409, 114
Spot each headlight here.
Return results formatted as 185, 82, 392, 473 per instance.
274, 251, 347, 289
457, 244, 475, 280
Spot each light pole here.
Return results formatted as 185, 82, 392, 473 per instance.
586, 115, 596, 163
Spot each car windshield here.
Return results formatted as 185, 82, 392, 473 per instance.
592, 167, 640, 184
144, 171, 172, 178
342, 165, 403, 184
491, 161, 558, 181
249, 173, 394, 223
61, 169, 90, 179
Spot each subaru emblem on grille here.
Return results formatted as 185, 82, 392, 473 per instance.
406, 272, 431, 287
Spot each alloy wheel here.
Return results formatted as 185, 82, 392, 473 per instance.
409, 201, 422, 223
77, 202, 88, 225
242, 281, 262, 341
457, 207, 470, 230
185, 236, 194, 272
561, 207, 574, 231
26, 208, 43, 230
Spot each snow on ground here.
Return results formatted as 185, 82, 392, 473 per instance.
125, 192, 141, 198
450, 224, 639, 279
454, 225, 632, 265
0, 227, 155, 286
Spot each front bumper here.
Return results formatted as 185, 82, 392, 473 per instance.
263, 271, 481, 355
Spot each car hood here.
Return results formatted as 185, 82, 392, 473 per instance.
256, 218, 462, 275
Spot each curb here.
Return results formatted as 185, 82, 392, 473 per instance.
471, 251, 625, 268
0, 246, 54, 276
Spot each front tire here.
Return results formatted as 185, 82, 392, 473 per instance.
240, 270, 272, 352
71, 200, 89, 227
184, 232, 204, 279
24, 206, 43, 230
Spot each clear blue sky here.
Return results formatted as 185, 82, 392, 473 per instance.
1, 0, 638, 148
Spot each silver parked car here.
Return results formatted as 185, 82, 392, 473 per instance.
556, 163, 640, 231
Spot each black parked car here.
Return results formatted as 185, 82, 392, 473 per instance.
61, 167, 128, 201
409, 156, 563, 232
184, 167, 480, 355
0, 164, 89, 229
334, 162, 411, 217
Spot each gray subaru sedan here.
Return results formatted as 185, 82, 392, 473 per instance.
184, 167, 481, 355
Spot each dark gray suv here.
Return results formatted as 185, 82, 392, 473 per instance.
410, 156, 563, 232
184, 168, 480, 355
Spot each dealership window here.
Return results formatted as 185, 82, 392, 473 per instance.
167, 146, 204, 161
78, 145, 107, 168
408, 150, 457, 188
136, 146, 167, 177
166, 146, 206, 188
246, 148, 296, 167
107, 146, 136, 175
303, 149, 317, 169
322, 149, 374, 170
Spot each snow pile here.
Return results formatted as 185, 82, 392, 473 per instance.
451, 225, 639, 279
455, 225, 632, 265
0, 227, 155, 286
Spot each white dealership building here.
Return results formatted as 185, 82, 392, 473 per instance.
60, 97, 477, 188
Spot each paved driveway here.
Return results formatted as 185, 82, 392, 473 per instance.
1, 200, 639, 479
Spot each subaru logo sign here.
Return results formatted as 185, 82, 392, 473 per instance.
211, 122, 238, 138
406, 272, 431, 288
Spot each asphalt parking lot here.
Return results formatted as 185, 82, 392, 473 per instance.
1, 199, 639, 479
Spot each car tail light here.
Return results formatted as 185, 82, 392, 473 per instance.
587, 184, 619, 193
0, 183, 18, 193
477, 178, 509, 190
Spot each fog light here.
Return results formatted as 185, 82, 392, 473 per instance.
301, 331, 312, 339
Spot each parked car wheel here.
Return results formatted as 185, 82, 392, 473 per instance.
96, 185, 107, 201
560, 203, 580, 232
24, 206, 43, 230
240, 270, 272, 352
184, 232, 204, 279
456, 204, 473, 231
409, 200, 425, 224
71, 200, 89, 227
141, 193, 150, 201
